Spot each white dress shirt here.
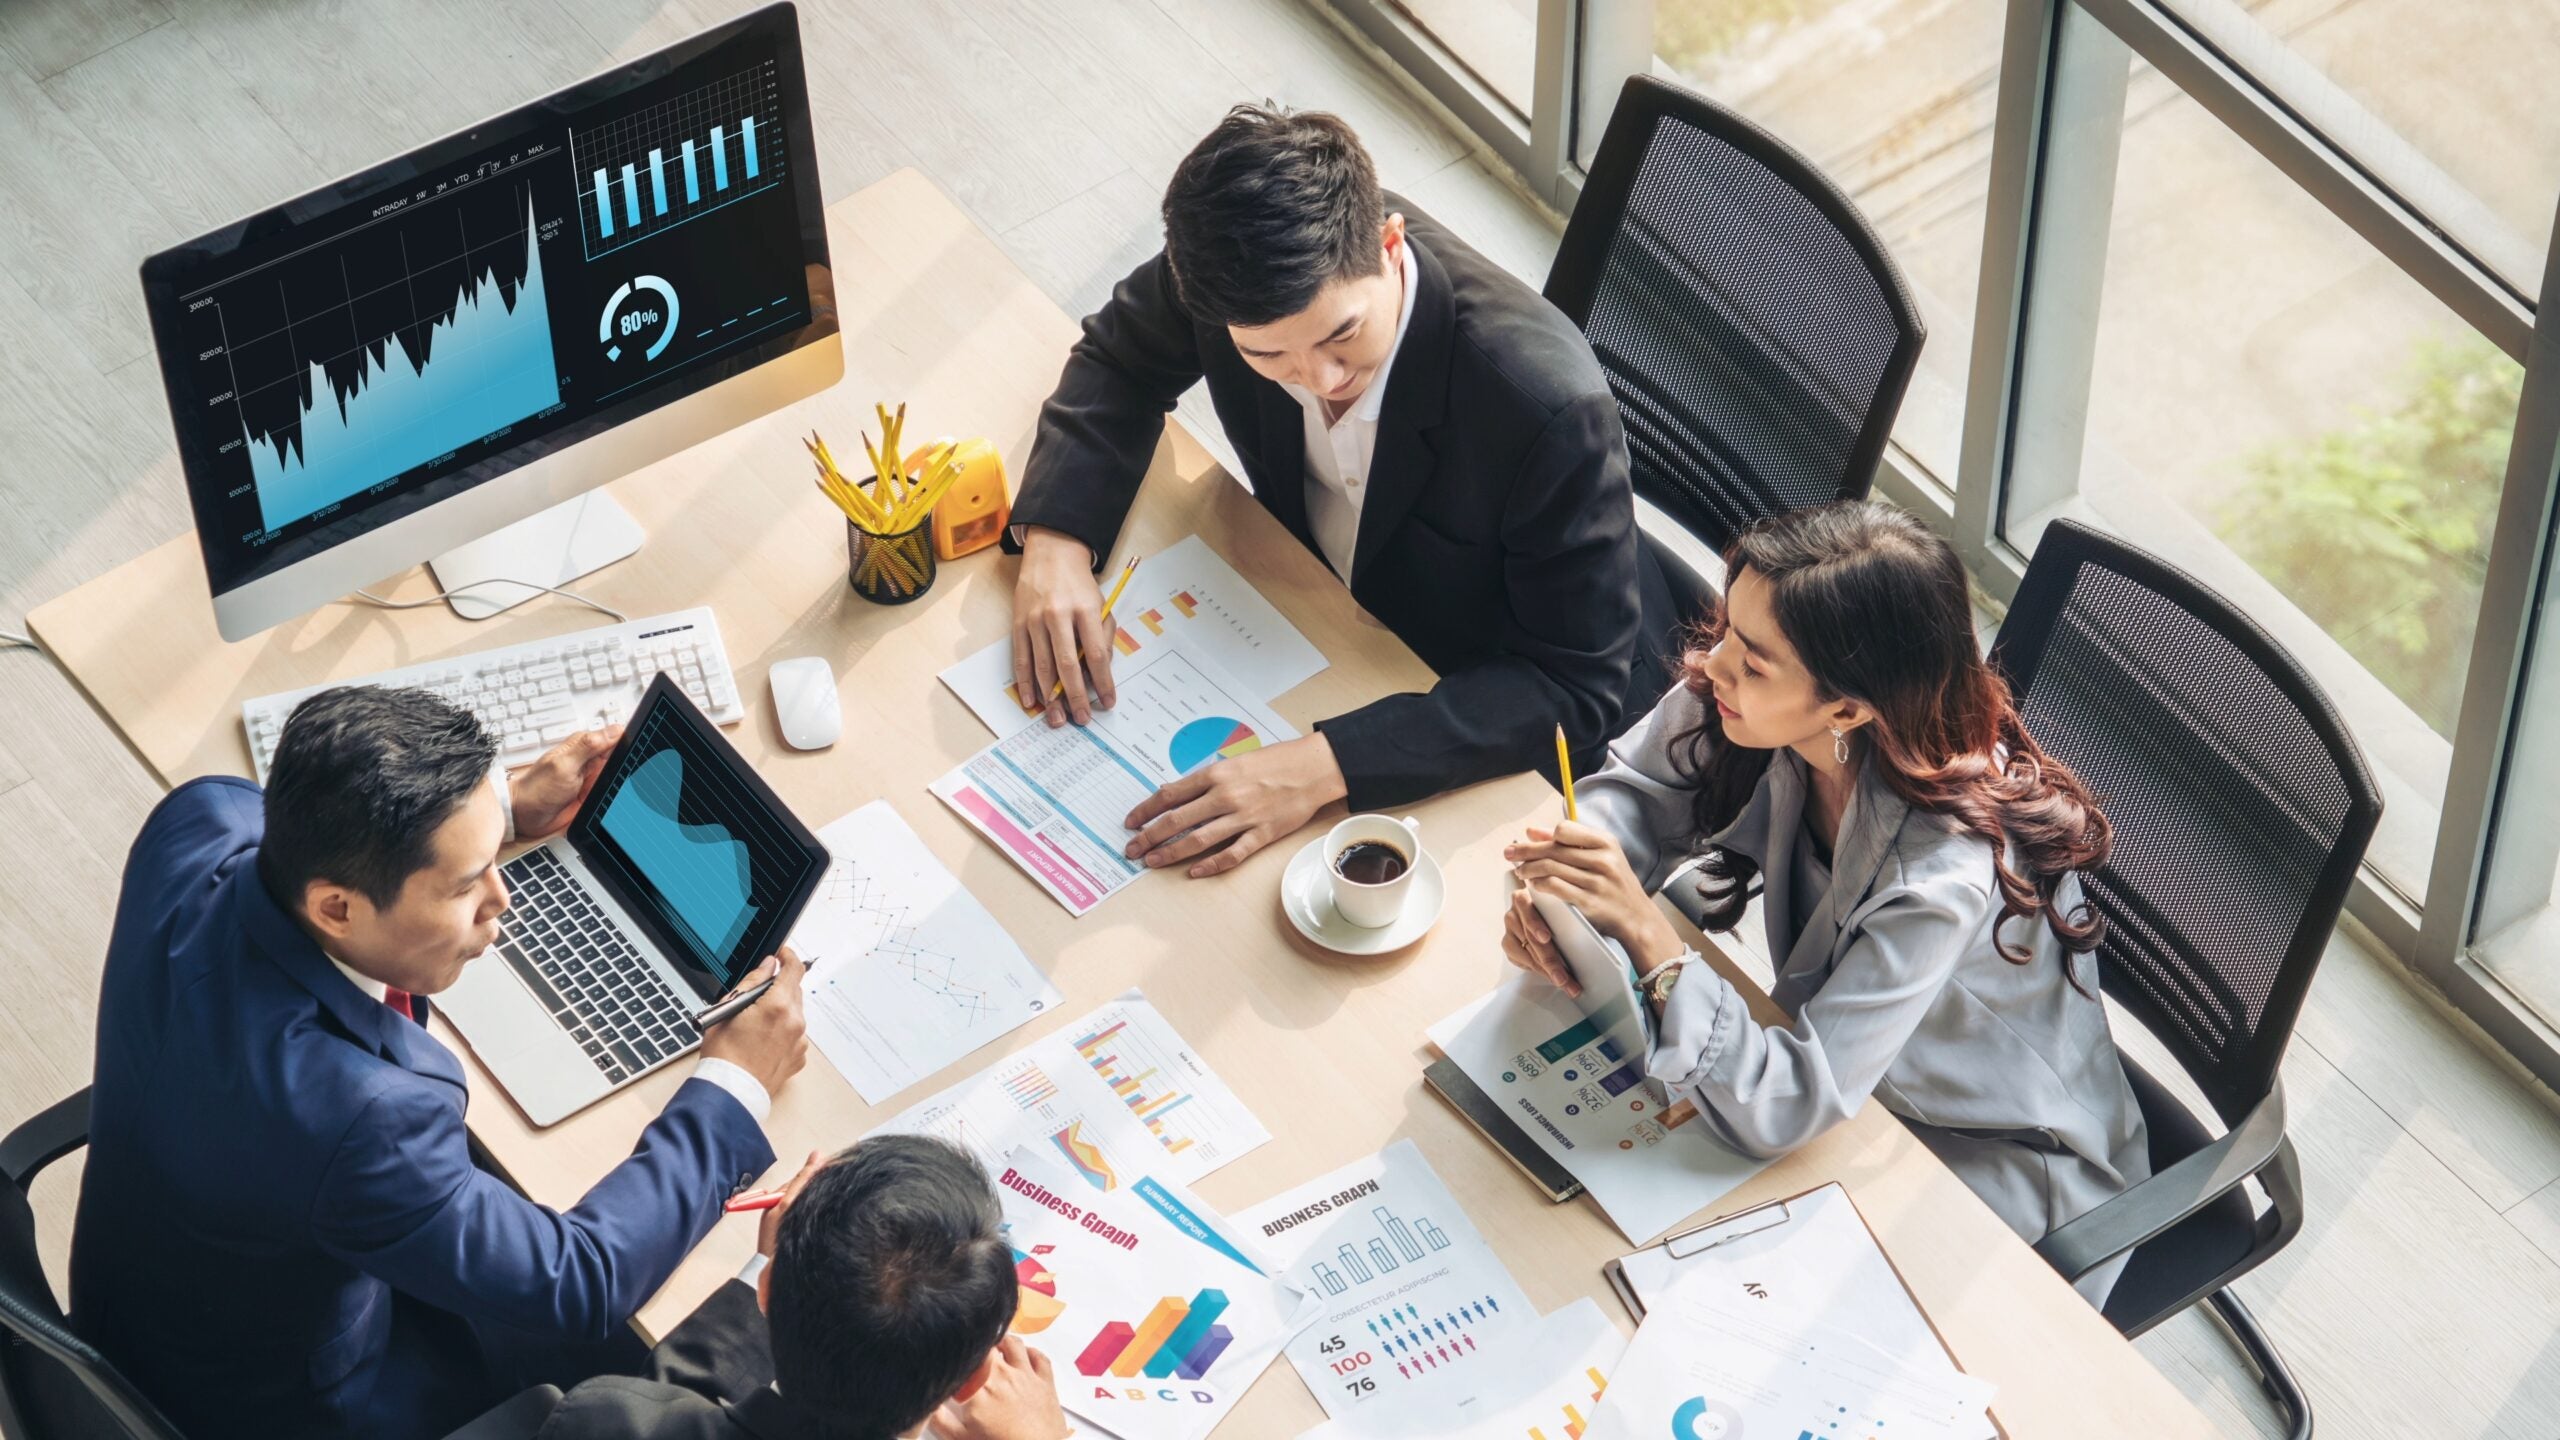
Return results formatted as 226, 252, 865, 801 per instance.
1280, 238, 1419, 584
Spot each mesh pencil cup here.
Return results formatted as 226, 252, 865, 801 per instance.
846, 513, 937, 604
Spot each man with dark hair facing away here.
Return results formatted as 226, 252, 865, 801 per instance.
1010, 104, 1654, 877
71, 686, 813, 1440
537, 1135, 1069, 1440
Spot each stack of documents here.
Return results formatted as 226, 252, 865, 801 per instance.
1589, 1184, 1997, 1440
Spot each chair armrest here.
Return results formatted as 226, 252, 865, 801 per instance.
0, 1087, 90, 1190
438, 1384, 563, 1440
2034, 1080, 2288, 1284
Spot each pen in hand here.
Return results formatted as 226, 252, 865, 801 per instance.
690, 954, 817, 1033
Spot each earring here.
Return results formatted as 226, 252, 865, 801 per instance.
1830, 726, 1851, 766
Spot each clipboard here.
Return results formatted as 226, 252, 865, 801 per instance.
1600, 1181, 2010, 1439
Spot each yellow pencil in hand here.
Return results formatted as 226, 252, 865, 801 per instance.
1555, 722, 1578, 822
1047, 554, 1142, 702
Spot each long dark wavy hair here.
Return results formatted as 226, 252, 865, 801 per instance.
1676, 501, 2110, 965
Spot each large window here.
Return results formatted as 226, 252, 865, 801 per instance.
2001, 70, 2524, 896
1390, 0, 1536, 117
1334, 0, 2560, 1087
2152, 0, 2560, 297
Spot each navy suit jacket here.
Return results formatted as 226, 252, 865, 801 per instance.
69, 777, 778, 1440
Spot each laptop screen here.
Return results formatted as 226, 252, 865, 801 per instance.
570, 674, 828, 996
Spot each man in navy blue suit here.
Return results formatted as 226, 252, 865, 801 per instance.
69, 686, 812, 1440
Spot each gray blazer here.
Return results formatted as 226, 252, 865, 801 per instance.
1580, 684, 2150, 1304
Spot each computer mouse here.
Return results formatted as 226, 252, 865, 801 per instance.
768, 656, 841, 750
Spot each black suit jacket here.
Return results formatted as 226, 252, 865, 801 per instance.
537, 1281, 805, 1440
1010, 197, 1644, 808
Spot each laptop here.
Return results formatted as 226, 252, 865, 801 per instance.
442, 673, 829, 1126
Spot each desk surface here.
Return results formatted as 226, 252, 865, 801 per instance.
30, 168, 2212, 1439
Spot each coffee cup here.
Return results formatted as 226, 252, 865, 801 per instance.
1324, 814, 1423, 929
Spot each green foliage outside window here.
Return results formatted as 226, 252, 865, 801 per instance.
2214, 335, 2522, 736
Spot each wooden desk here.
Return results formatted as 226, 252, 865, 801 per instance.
29, 169, 2211, 1439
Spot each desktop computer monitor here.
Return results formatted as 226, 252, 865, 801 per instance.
139, 3, 840, 641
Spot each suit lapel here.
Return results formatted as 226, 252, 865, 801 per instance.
1348, 236, 1454, 586
1253, 382, 1315, 550
726, 1387, 804, 1440
228, 851, 467, 1092
1780, 756, 1915, 981
1756, 753, 1807, 968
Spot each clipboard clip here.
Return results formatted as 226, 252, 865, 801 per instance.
1662, 1195, 1795, 1259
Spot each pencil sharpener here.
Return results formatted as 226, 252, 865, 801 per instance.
903, 436, 1012, 561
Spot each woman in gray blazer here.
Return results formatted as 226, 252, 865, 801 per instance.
1501, 501, 2149, 1304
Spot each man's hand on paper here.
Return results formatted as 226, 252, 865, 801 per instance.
1012, 525, 1118, 728
1502, 822, 1684, 979
935, 1334, 1071, 1440
1123, 733, 1347, 878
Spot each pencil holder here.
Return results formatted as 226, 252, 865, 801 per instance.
847, 515, 938, 605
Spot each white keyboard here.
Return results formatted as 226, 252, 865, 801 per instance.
242, 607, 745, 783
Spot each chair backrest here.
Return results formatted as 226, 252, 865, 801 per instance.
1545, 74, 1925, 556
0, 1089, 187, 1440
1989, 521, 2382, 1125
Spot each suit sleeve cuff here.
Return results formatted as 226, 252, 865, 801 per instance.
1646, 950, 1742, 1089
689, 1057, 772, 1126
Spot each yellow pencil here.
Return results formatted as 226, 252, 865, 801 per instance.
1098, 553, 1140, 620
1046, 554, 1142, 702
1555, 722, 1578, 822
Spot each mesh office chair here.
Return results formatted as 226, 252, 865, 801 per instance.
1990, 520, 2383, 1440
1545, 72, 1929, 684
0, 1089, 563, 1440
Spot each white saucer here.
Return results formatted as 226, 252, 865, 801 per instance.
1280, 834, 1445, 956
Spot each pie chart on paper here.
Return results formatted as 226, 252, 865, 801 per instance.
1169, 716, 1263, 774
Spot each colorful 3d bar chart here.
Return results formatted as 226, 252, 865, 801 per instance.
1073, 1289, 1234, 1380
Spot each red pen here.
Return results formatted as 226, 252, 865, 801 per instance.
724, 1187, 789, 1214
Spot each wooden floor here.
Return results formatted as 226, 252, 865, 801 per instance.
1, 2, 2556, 1435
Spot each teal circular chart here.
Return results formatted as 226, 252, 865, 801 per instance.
1168, 716, 1263, 774
1671, 1396, 1747, 1439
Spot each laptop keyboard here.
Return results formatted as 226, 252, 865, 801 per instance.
494, 848, 701, 1085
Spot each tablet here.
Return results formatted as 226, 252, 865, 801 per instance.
1526, 886, 1660, 1063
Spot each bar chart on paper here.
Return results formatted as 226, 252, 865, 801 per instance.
570, 61, 785, 258
1235, 1140, 1534, 1419
1074, 1006, 1256, 1169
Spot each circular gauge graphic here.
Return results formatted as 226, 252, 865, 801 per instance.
599, 275, 679, 362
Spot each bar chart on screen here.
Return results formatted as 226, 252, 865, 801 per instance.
570, 60, 784, 259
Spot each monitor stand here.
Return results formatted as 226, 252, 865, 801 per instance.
426, 492, 646, 621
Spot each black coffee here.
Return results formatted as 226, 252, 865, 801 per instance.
1333, 840, 1410, 886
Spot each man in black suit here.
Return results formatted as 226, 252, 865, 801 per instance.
537, 1137, 1065, 1440
1009, 104, 1647, 878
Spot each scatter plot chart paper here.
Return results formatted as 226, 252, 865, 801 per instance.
786, 801, 1062, 1103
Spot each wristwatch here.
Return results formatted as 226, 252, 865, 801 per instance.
1641, 949, 1696, 1007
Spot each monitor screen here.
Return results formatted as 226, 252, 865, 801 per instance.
138, 4, 832, 604
574, 675, 827, 995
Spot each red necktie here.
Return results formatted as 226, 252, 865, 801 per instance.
384, 987, 417, 1023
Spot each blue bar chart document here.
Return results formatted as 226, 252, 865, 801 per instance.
1234, 1141, 1533, 1419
